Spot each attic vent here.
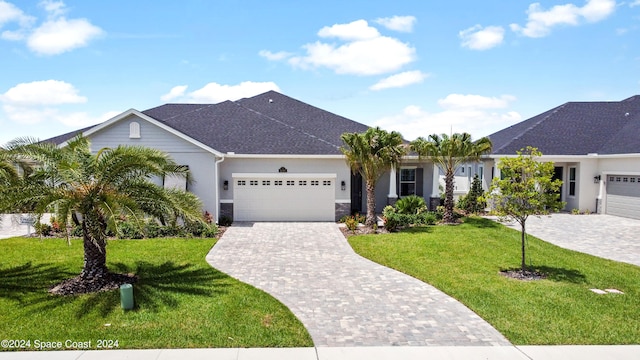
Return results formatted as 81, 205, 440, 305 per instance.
625, 113, 630, 117
129, 122, 141, 138
269, 99, 273, 103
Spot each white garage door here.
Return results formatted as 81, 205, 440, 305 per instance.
606, 175, 640, 220
233, 173, 336, 221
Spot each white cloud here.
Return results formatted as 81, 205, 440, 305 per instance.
317, 19, 380, 40
289, 36, 415, 76
374, 94, 521, 140
511, 0, 616, 38
0, 0, 36, 40
0, 79, 114, 129
374, 16, 417, 32
265, 19, 417, 76
258, 50, 292, 61
438, 94, 516, 109
0, 1, 103, 55
160, 85, 188, 102
459, 25, 505, 50
631, 0, 640, 7
28, 17, 103, 55
369, 70, 429, 91
1, 80, 87, 106
160, 81, 281, 103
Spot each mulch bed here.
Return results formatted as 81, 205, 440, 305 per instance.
500, 269, 547, 281
49, 273, 138, 296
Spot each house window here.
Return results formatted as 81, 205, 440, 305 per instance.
311, 180, 319, 186
631, 178, 636, 183
299, 180, 307, 186
129, 122, 141, 138
250, 180, 258, 186
623, 177, 629, 182
400, 168, 416, 196
609, 176, 615, 182
237, 180, 246, 186
262, 180, 270, 186
286, 180, 295, 186
479, 166, 484, 180
275, 180, 283, 186
323, 180, 332, 186
569, 167, 576, 197
163, 165, 188, 191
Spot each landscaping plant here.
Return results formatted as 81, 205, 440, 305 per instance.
0, 135, 205, 295
341, 127, 406, 227
410, 133, 492, 224
486, 147, 564, 273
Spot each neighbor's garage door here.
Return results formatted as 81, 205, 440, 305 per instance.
233, 173, 335, 221
606, 175, 640, 220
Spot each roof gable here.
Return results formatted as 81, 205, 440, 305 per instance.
489, 96, 640, 155
47, 91, 371, 155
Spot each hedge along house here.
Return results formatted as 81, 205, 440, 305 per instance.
482, 95, 640, 219
46, 91, 441, 222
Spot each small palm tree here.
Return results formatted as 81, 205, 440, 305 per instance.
341, 127, 406, 226
1, 135, 204, 294
410, 133, 492, 224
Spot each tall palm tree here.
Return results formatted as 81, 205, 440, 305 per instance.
341, 127, 406, 226
410, 133, 492, 224
1, 135, 204, 294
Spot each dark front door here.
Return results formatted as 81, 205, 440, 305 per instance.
553, 166, 564, 201
350, 172, 363, 214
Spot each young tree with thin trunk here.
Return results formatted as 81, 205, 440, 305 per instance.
410, 133, 492, 224
1, 135, 204, 294
341, 127, 406, 227
487, 147, 564, 272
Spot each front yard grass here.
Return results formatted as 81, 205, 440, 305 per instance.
348, 217, 640, 345
0, 237, 312, 350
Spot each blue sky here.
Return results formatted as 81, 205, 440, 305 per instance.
1, 0, 639, 145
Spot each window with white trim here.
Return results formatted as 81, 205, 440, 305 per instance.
569, 167, 576, 197
400, 168, 416, 196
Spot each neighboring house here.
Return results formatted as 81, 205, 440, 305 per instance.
46, 91, 442, 222
482, 95, 640, 219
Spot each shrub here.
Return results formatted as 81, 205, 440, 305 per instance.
463, 175, 486, 214
416, 212, 438, 225
184, 220, 219, 238
218, 216, 233, 227
395, 195, 426, 215
117, 221, 144, 239
35, 221, 52, 237
382, 206, 398, 231
344, 216, 358, 231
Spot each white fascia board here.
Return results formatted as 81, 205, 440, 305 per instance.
224, 153, 344, 159
232, 173, 337, 179
60, 109, 225, 158
488, 153, 640, 160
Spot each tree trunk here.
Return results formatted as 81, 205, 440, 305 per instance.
443, 169, 456, 223
80, 210, 108, 280
365, 180, 376, 227
521, 221, 526, 272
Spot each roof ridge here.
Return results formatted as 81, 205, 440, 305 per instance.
494, 103, 568, 153
234, 100, 341, 150
146, 103, 217, 122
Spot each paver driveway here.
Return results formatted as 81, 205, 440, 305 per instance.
496, 213, 640, 267
206, 222, 510, 347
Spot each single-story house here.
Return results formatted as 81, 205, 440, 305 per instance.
480, 95, 640, 219
47, 91, 443, 222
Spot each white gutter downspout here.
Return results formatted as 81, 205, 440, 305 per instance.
214, 155, 225, 224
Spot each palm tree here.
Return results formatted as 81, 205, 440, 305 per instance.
1, 135, 204, 294
410, 133, 492, 224
341, 127, 406, 226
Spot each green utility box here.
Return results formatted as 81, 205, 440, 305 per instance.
120, 283, 134, 310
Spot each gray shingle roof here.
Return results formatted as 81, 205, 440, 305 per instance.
489, 95, 640, 155
49, 91, 370, 155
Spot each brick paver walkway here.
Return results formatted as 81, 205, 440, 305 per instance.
495, 213, 640, 267
206, 222, 510, 347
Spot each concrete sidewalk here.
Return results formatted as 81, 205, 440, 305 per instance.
1, 346, 639, 359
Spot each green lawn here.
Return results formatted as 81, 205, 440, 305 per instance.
348, 217, 640, 345
0, 237, 312, 350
